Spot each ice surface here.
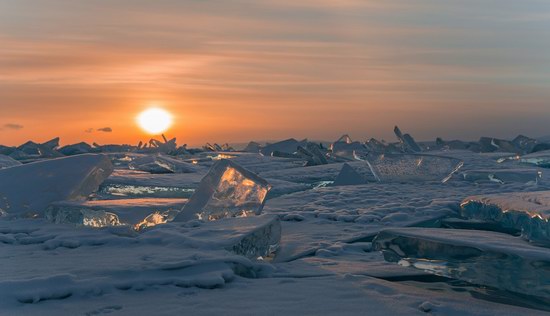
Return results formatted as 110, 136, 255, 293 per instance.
516, 150, 550, 168
461, 168, 542, 184
0, 154, 114, 217
46, 198, 187, 229
0, 154, 21, 169
461, 191, 550, 245
373, 227, 550, 299
366, 153, 463, 183
175, 159, 271, 221
129, 154, 200, 173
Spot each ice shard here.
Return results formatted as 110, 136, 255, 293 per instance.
366, 153, 463, 183
0, 154, 21, 169
373, 227, 550, 299
174, 159, 271, 222
461, 191, 550, 246
332, 163, 369, 186
0, 154, 114, 217
46, 198, 187, 229
129, 154, 200, 174
46, 207, 121, 228
461, 169, 542, 184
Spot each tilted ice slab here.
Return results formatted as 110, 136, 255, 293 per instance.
128, 154, 200, 174
46, 198, 187, 230
0, 154, 21, 169
366, 153, 463, 183
175, 159, 271, 222
461, 191, 550, 246
0, 154, 113, 217
461, 168, 542, 184
373, 227, 550, 299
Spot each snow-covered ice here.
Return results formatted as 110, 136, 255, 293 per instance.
461, 191, 550, 245
2, 139, 550, 315
373, 227, 550, 299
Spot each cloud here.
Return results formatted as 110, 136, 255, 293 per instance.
84, 128, 94, 133
97, 127, 113, 133
1, 123, 24, 131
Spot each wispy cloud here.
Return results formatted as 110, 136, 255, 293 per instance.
97, 127, 112, 133
1, 123, 24, 131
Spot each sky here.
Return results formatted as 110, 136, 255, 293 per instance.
0, 0, 549, 146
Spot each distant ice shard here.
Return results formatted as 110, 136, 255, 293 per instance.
394, 126, 422, 152
243, 141, 262, 153
174, 159, 271, 222
373, 227, 550, 299
512, 135, 538, 154
0, 154, 114, 217
336, 134, 353, 144
461, 169, 542, 184
58, 142, 94, 155
0, 154, 21, 169
461, 191, 550, 246
366, 153, 463, 183
12, 139, 63, 160
332, 163, 369, 186
129, 154, 199, 174
261, 138, 306, 156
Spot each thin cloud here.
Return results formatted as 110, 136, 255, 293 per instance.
1, 123, 24, 131
97, 127, 113, 133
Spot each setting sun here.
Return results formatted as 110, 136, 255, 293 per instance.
137, 108, 173, 134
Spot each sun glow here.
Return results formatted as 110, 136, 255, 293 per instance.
137, 108, 173, 134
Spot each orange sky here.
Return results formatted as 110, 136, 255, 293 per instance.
1, 1, 550, 146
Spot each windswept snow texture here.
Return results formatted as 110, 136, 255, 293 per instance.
373, 228, 550, 299
461, 191, 550, 246
175, 159, 271, 221
0, 154, 113, 217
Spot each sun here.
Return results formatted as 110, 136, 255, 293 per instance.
137, 108, 173, 134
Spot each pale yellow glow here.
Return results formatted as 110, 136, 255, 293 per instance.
137, 108, 173, 134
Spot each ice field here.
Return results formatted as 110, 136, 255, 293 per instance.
1, 130, 549, 315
